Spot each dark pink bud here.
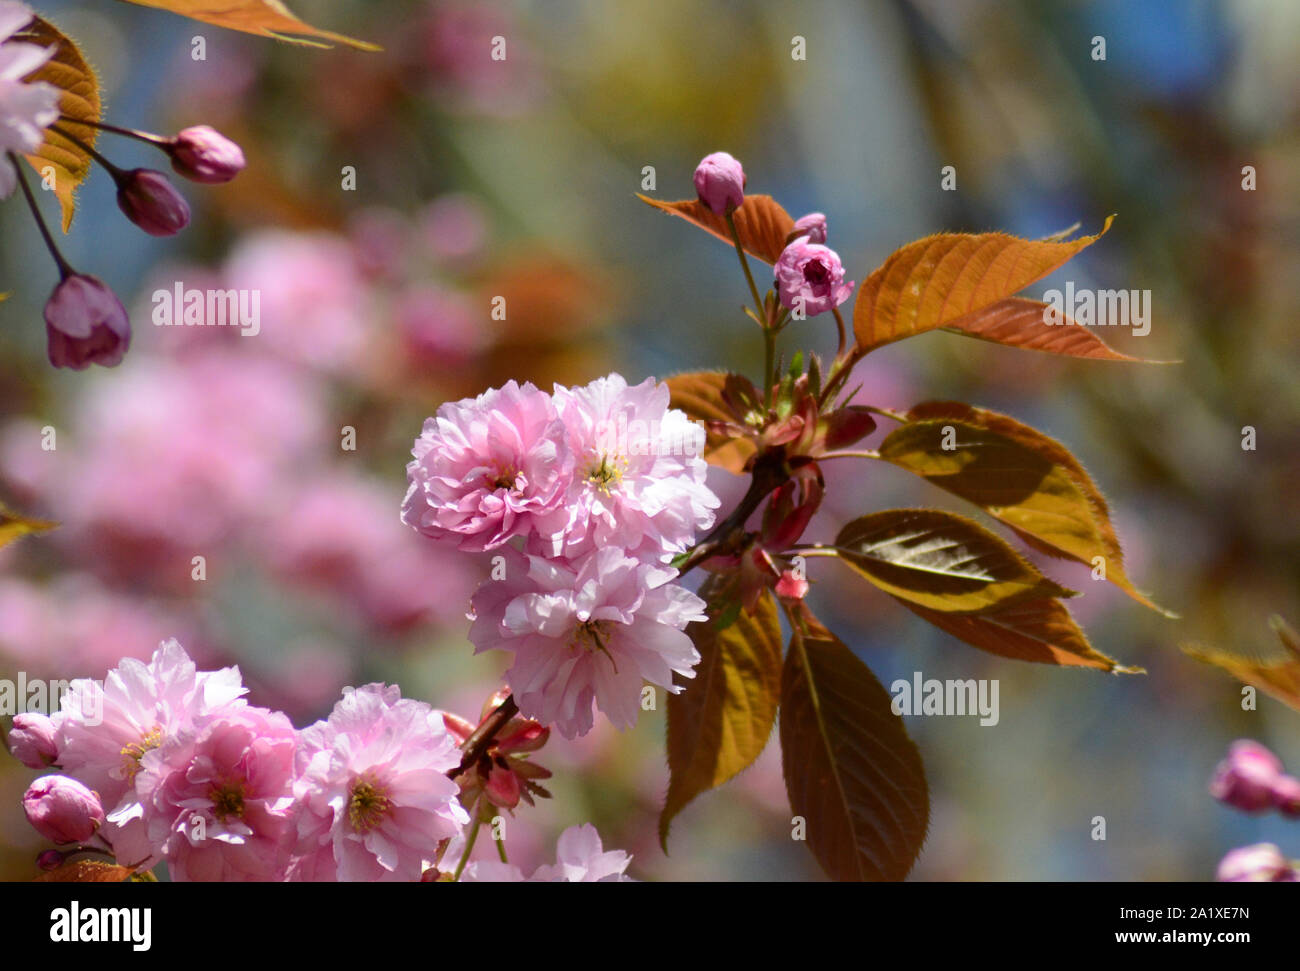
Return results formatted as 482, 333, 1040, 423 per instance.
36, 848, 67, 871
22, 776, 105, 844
1216, 843, 1297, 882
1272, 775, 1300, 817
44, 273, 131, 370
442, 711, 476, 746
8, 713, 58, 768
775, 570, 809, 602
821, 406, 877, 452
169, 125, 246, 184
484, 760, 522, 809
1209, 739, 1283, 813
792, 212, 827, 244
116, 168, 191, 236
693, 151, 746, 215
496, 722, 549, 755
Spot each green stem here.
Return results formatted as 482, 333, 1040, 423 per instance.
452, 811, 482, 882
49, 125, 124, 181
725, 209, 766, 323
10, 153, 72, 278
495, 832, 509, 864
832, 306, 848, 360
762, 326, 776, 408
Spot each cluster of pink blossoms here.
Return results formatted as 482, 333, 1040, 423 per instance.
9, 641, 627, 881
402, 374, 720, 738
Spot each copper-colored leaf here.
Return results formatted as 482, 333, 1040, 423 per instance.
938, 296, 1165, 361
35, 860, 133, 882
665, 371, 755, 475
1183, 617, 1300, 713
853, 218, 1115, 354
17, 17, 99, 232
833, 508, 1074, 614
896, 596, 1141, 672
638, 193, 795, 264
0, 503, 57, 548
119, 0, 378, 48
780, 609, 928, 881
877, 401, 1172, 615
661, 575, 782, 848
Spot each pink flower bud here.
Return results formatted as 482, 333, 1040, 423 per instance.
1272, 775, 1300, 817
36, 848, 67, 871
169, 125, 246, 184
44, 273, 131, 370
693, 151, 746, 215
1209, 739, 1283, 813
1216, 843, 1297, 882
7, 713, 58, 768
775, 570, 809, 602
774, 236, 854, 318
485, 759, 522, 809
820, 406, 877, 452
22, 776, 105, 844
792, 212, 828, 244
116, 168, 191, 236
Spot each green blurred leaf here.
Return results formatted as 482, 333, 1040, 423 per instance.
780, 608, 928, 881
833, 508, 1073, 613
661, 574, 782, 849
877, 401, 1172, 615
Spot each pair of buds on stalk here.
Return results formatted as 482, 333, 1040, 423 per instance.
696, 370, 877, 610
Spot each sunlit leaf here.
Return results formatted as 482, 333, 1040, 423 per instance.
661, 574, 782, 848
896, 596, 1141, 672
118, 0, 378, 48
0, 503, 57, 548
937, 296, 1167, 361
833, 508, 1073, 614
638, 193, 795, 264
665, 370, 755, 475
34, 860, 133, 882
1183, 617, 1300, 713
17, 17, 99, 232
780, 608, 928, 881
877, 401, 1172, 615
853, 218, 1115, 355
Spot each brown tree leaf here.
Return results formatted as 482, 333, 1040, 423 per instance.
661, 575, 782, 849
780, 609, 928, 881
17, 16, 99, 232
35, 860, 133, 882
877, 402, 1172, 615
833, 508, 1074, 614
938, 296, 1167, 361
118, 0, 378, 48
638, 193, 795, 264
0, 503, 57, 548
895, 596, 1141, 672
853, 218, 1114, 354
665, 370, 755, 474
1182, 617, 1300, 713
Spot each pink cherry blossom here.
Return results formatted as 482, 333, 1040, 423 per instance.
54, 639, 247, 866
0, 2, 59, 198
537, 373, 718, 560
402, 379, 573, 552
469, 547, 705, 738
462, 823, 631, 882
774, 236, 854, 317
132, 705, 297, 881
289, 684, 469, 882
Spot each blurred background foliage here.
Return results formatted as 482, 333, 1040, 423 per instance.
1, 0, 1298, 879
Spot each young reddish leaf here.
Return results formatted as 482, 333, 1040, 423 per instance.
665, 371, 756, 475
34, 860, 134, 882
895, 596, 1142, 672
661, 575, 782, 849
118, 0, 378, 48
833, 508, 1074, 614
877, 402, 1172, 615
938, 296, 1166, 361
17, 17, 100, 232
0, 503, 56, 549
780, 608, 928, 881
1182, 617, 1300, 713
638, 194, 796, 264
853, 218, 1114, 355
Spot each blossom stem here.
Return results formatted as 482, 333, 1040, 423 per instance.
676, 450, 790, 576
452, 813, 482, 882
9, 153, 73, 278
762, 326, 777, 408
725, 209, 765, 325
48, 124, 126, 181
832, 306, 848, 360
495, 833, 509, 864
447, 694, 519, 779
58, 115, 170, 147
